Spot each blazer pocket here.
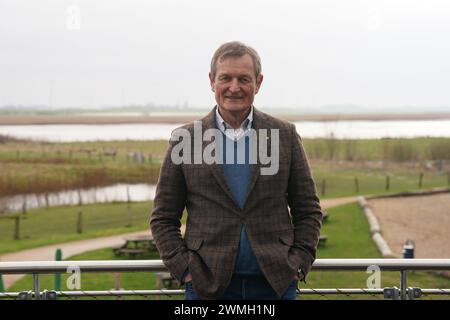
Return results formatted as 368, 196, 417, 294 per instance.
185, 238, 204, 251
279, 233, 294, 246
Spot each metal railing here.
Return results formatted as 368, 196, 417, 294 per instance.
0, 259, 449, 300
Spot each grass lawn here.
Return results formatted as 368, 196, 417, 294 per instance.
0, 201, 156, 255
7, 202, 450, 300
313, 164, 450, 199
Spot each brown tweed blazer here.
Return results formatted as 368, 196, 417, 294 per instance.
150, 107, 323, 300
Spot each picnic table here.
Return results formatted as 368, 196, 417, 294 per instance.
113, 234, 156, 258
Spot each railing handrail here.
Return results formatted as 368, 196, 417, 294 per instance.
1, 258, 450, 274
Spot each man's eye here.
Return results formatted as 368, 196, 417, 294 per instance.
219, 76, 230, 81
240, 78, 250, 83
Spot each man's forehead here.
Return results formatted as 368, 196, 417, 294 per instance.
216, 55, 255, 76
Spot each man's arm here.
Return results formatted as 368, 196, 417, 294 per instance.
150, 139, 189, 282
287, 124, 323, 280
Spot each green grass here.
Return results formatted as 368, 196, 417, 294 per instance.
313, 163, 450, 199
7, 202, 449, 300
302, 137, 450, 162
0, 202, 154, 255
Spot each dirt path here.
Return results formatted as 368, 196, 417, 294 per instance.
0, 197, 356, 289
368, 193, 450, 258
320, 196, 358, 210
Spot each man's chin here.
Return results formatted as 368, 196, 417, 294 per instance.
220, 102, 250, 112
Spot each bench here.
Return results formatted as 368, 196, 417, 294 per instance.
113, 245, 149, 258
112, 235, 156, 258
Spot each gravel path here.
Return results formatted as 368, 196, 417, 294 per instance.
368, 193, 450, 258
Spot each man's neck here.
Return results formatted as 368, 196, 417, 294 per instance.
217, 106, 252, 129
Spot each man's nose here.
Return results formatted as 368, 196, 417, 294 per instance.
228, 79, 241, 93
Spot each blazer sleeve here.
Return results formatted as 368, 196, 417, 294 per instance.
150, 138, 188, 282
287, 124, 323, 279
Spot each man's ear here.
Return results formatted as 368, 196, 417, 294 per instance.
255, 74, 263, 94
209, 72, 215, 92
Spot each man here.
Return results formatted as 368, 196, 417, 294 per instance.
150, 41, 323, 300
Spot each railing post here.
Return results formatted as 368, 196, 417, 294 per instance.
400, 270, 407, 300
0, 274, 4, 292
54, 249, 62, 292
33, 273, 40, 300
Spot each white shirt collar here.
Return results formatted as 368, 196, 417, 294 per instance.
215, 105, 253, 139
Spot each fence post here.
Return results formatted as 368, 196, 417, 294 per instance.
321, 179, 326, 196
126, 186, 132, 227
45, 192, 50, 208
127, 205, 133, 228
385, 176, 390, 191
418, 172, 423, 189
78, 190, 83, 206
22, 196, 28, 219
400, 270, 407, 300
54, 249, 62, 292
77, 211, 83, 234
14, 215, 20, 240
354, 177, 359, 193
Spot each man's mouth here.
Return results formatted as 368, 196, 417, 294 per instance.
225, 96, 243, 100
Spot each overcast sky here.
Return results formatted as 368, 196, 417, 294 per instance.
1, 0, 449, 111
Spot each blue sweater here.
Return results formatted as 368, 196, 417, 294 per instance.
221, 134, 262, 275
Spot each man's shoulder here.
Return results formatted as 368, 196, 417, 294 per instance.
253, 108, 295, 131
170, 110, 215, 136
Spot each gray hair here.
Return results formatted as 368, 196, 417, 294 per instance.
210, 41, 262, 79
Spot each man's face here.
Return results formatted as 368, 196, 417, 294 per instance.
209, 54, 263, 113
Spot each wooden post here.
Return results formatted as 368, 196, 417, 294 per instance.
45, 192, 50, 208
448, 172, 450, 186
77, 211, 83, 234
418, 172, 423, 188
321, 179, 326, 196
14, 216, 20, 240
126, 206, 133, 228
22, 196, 28, 219
78, 190, 83, 206
354, 177, 359, 193
385, 176, 390, 191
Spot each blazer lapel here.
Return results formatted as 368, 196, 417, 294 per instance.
243, 108, 265, 210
